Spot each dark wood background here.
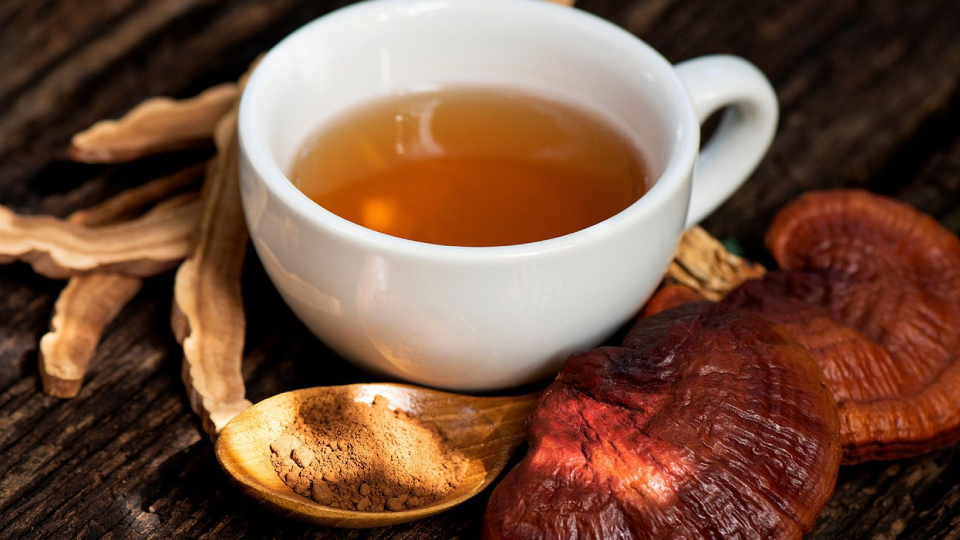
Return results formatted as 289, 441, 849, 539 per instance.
2, 0, 960, 538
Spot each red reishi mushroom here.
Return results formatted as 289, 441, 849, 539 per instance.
483, 301, 841, 540
722, 190, 960, 463
640, 284, 705, 318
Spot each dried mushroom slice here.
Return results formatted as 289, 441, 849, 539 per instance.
173, 79, 252, 439
483, 302, 841, 540
38, 168, 203, 398
66, 163, 203, 224
665, 226, 765, 300
0, 197, 199, 279
724, 190, 960, 463
69, 84, 238, 163
39, 273, 142, 397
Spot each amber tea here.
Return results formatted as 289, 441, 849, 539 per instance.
289, 87, 648, 247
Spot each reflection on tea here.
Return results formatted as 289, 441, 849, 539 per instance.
290, 87, 648, 247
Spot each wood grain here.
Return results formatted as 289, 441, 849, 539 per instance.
2, 0, 960, 538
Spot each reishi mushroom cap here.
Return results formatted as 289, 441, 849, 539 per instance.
724, 190, 960, 463
482, 301, 841, 539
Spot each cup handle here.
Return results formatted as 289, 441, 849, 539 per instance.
675, 55, 779, 227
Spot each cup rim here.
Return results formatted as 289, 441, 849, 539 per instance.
239, 0, 700, 260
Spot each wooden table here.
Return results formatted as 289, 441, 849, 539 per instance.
1, 0, 959, 538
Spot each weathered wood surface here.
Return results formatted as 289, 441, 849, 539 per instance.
1, 0, 960, 538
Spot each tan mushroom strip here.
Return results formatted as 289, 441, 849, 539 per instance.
663, 226, 766, 300
172, 71, 254, 440
67, 163, 205, 224
70, 83, 238, 163
40, 274, 142, 398
39, 166, 204, 398
0, 194, 200, 279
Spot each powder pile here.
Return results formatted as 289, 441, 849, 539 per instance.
270, 393, 468, 512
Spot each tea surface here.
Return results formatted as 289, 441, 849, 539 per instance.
290, 87, 648, 247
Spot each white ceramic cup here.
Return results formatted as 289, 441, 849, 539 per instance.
238, 0, 778, 391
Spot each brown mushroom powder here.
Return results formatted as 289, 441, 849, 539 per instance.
269, 394, 468, 512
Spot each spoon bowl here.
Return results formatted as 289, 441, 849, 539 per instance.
215, 383, 540, 527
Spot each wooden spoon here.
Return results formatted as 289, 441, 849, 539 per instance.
215, 383, 540, 528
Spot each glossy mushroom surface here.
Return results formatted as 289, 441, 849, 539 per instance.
723, 190, 960, 463
483, 302, 841, 539
641, 284, 704, 318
